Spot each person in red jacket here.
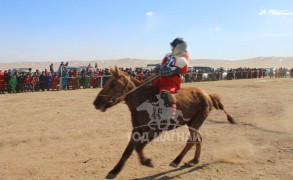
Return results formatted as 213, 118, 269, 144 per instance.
138, 70, 144, 81
25, 74, 36, 92
71, 68, 78, 90
51, 73, 59, 91
153, 37, 190, 118
0, 69, 5, 94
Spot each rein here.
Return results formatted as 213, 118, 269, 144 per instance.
99, 74, 160, 104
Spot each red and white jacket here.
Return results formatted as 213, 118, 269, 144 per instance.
153, 51, 190, 94
162, 52, 189, 74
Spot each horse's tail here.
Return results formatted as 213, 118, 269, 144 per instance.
208, 93, 238, 124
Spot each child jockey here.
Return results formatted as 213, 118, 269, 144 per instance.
153, 37, 190, 118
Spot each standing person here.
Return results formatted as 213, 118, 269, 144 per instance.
5, 69, 12, 93
259, 68, 263, 78
39, 71, 46, 91
102, 68, 111, 87
0, 69, 5, 94
76, 72, 81, 89
28, 68, 32, 75
269, 67, 274, 78
46, 72, 52, 91
71, 68, 78, 90
96, 69, 102, 88
44, 69, 49, 76
51, 73, 59, 91
22, 73, 28, 92
15, 73, 20, 93
26, 74, 36, 92
138, 70, 144, 81
9, 74, 18, 93
5, 70, 12, 93
92, 69, 100, 88
62, 70, 69, 90
80, 68, 86, 89
34, 69, 40, 91
17, 73, 25, 92
50, 63, 54, 73
84, 73, 90, 88
153, 37, 190, 118
66, 69, 72, 90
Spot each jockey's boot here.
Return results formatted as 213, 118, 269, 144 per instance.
160, 90, 177, 119
169, 103, 177, 119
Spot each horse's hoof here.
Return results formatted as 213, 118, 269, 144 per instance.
106, 173, 116, 179
184, 160, 199, 167
169, 162, 178, 167
142, 158, 154, 168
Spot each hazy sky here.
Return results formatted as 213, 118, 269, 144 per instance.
0, 0, 293, 62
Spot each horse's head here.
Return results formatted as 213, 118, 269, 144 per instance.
93, 66, 135, 112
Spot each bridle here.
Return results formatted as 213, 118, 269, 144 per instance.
98, 74, 160, 105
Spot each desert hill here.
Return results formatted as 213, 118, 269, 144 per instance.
0, 57, 292, 71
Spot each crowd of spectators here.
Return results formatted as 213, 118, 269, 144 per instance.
0, 63, 292, 94
0, 62, 155, 94
182, 67, 293, 83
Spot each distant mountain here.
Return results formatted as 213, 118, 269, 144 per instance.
0, 57, 292, 71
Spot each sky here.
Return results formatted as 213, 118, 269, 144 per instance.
0, 0, 293, 62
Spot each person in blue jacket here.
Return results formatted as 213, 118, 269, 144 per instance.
46, 72, 52, 91
62, 70, 69, 90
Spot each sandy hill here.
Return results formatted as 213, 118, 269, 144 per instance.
0, 57, 292, 71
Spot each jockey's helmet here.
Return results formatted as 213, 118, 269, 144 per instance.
170, 38, 187, 52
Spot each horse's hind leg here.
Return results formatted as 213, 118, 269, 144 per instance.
135, 130, 160, 167
169, 128, 198, 167
186, 130, 202, 166
177, 99, 211, 167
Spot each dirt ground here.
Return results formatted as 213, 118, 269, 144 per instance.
0, 77, 292, 180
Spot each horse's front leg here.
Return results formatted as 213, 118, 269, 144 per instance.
135, 130, 161, 167
106, 138, 136, 179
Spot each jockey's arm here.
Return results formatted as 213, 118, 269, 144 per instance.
159, 66, 184, 77
153, 54, 188, 77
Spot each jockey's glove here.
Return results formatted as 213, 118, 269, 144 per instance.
153, 64, 160, 73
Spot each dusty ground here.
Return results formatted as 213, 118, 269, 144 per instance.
0, 77, 292, 180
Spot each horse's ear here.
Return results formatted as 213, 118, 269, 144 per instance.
114, 66, 120, 75
110, 66, 115, 76
110, 66, 120, 78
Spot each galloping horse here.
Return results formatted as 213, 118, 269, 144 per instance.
93, 66, 237, 179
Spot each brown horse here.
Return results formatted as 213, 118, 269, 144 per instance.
93, 66, 237, 179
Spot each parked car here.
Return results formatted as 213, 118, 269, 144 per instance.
193, 66, 217, 81
188, 66, 194, 72
215, 67, 228, 80
88, 67, 98, 72
11, 68, 35, 75
134, 67, 152, 72
57, 66, 82, 75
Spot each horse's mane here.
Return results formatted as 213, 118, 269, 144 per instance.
119, 71, 159, 102
117, 70, 155, 89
